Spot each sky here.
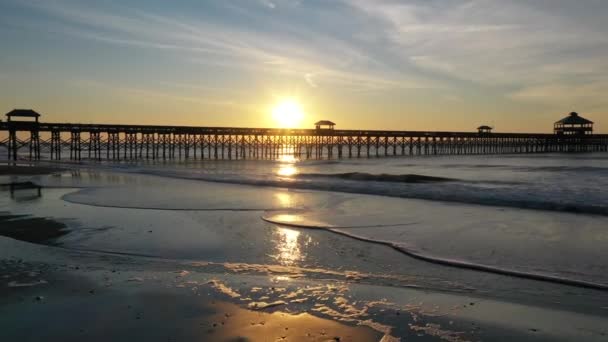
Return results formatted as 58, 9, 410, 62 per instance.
1, 0, 607, 132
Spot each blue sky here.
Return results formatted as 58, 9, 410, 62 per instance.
1, 0, 607, 132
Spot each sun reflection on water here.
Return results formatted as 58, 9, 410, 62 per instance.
271, 227, 310, 266
279, 154, 297, 163
276, 154, 299, 177
277, 165, 298, 177
271, 214, 302, 223
275, 192, 301, 209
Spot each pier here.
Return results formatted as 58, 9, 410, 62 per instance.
1, 113, 607, 161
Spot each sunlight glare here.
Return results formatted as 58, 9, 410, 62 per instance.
272, 227, 303, 266
272, 98, 304, 128
277, 165, 298, 177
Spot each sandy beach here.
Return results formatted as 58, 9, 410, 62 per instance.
1, 161, 608, 341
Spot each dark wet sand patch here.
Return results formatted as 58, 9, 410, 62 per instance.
0, 165, 63, 176
0, 214, 68, 243
0, 272, 381, 342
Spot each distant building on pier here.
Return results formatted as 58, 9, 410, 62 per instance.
5, 109, 41, 123
477, 125, 493, 134
554, 112, 593, 135
315, 120, 336, 130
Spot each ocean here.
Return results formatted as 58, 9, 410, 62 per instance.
2, 151, 608, 340
3, 152, 608, 283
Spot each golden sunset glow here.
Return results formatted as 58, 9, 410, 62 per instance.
275, 192, 296, 208
276, 154, 299, 177
272, 98, 304, 128
277, 165, 298, 177
274, 227, 302, 266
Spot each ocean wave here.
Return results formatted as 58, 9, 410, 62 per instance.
297, 172, 454, 183
261, 213, 608, 291
430, 164, 608, 172
517, 165, 608, 172
30, 161, 608, 216
129, 169, 608, 216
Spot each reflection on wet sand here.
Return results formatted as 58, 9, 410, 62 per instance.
6, 182, 42, 201
207, 301, 381, 342
275, 192, 297, 209
271, 227, 311, 266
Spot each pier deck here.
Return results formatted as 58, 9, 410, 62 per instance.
1, 121, 607, 161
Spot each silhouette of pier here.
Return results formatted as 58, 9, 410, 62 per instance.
1, 113, 607, 161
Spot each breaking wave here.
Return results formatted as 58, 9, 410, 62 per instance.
261, 214, 608, 291
32, 159, 608, 216
127, 169, 608, 216
296, 172, 454, 183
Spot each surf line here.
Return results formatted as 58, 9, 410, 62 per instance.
61, 195, 302, 212
261, 216, 608, 292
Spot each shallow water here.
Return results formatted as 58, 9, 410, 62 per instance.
2, 153, 608, 310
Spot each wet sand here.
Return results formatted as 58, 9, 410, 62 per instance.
0, 214, 68, 243
1, 275, 381, 342
1, 166, 608, 341
1, 225, 607, 341
0, 165, 68, 243
0, 164, 63, 176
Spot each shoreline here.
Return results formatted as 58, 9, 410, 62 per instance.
1, 160, 608, 341
1, 236, 607, 341
0, 164, 64, 176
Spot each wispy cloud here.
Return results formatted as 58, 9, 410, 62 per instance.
11, 0, 436, 93
340, 0, 608, 112
71, 79, 249, 110
304, 73, 317, 88
2, 0, 608, 129
345, 1, 608, 78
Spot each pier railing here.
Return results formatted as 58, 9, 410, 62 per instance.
1, 121, 607, 161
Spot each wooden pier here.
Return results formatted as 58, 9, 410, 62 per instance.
1, 120, 607, 161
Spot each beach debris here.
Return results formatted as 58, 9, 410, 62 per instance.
8, 280, 47, 287
208, 279, 241, 298
290, 298, 308, 303
190, 261, 209, 267
247, 301, 286, 310
408, 323, 469, 342
379, 334, 401, 342
175, 270, 190, 277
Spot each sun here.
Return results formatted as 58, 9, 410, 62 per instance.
272, 98, 304, 128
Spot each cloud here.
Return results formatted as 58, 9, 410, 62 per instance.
509, 82, 608, 106
259, 0, 276, 9
5, 0, 608, 117
70, 79, 243, 107
12, 0, 436, 93
304, 73, 317, 88
341, 0, 608, 108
